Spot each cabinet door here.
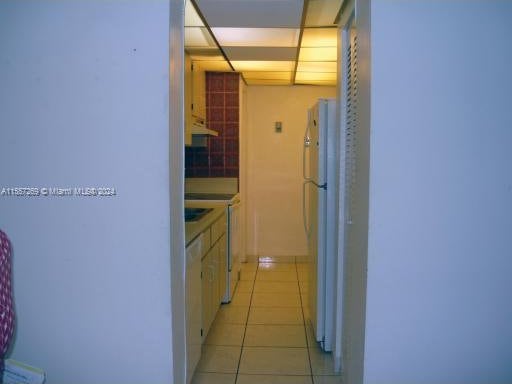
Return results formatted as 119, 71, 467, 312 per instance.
186, 244, 202, 382
201, 252, 213, 342
218, 234, 227, 304
211, 240, 221, 313
191, 63, 206, 120
211, 213, 227, 244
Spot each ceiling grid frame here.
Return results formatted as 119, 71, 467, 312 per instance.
185, 0, 342, 86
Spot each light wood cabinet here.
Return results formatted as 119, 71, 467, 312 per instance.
184, 54, 207, 146
217, 234, 227, 305
184, 52, 192, 146
191, 61, 206, 121
185, 234, 203, 383
200, 214, 227, 342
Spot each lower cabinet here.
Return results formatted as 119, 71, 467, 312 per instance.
185, 234, 203, 384
186, 211, 227, 382
217, 234, 227, 305
201, 232, 226, 342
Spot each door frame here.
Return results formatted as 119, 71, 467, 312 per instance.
333, 0, 355, 373
169, 0, 186, 382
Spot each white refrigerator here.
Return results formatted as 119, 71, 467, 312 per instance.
303, 98, 338, 352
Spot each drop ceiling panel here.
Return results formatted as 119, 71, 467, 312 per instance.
304, 0, 343, 27
195, 0, 303, 28
295, 79, 336, 85
242, 71, 293, 80
301, 28, 338, 47
231, 61, 295, 72
245, 78, 292, 85
296, 72, 336, 81
224, 47, 297, 61
212, 28, 300, 47
298, 47, 337, 61
296, 61, 337, 73
187, 0, 341, 86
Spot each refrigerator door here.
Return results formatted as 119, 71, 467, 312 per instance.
308, 100, 327, 350
307, 99, 337, 352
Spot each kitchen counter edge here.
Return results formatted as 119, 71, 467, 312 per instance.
185, 205, 226, 246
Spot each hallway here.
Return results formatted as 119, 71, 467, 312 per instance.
192, 261, 342, 384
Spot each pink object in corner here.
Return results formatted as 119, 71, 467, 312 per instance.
0, 230, 15, 361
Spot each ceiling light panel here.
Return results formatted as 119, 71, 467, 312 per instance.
195, 0, 303, 28
298, 47, 337, 62
301, 28, 337, 47
296, 61, 337, 73
246, 78, 292, 85
295, 79, 337, 86
304, 0, 343, 27
211, 28, 300, 47
295, 72, 336, 82
231, 61, 295, 72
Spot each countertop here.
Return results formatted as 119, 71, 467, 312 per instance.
185, 205, 226, 246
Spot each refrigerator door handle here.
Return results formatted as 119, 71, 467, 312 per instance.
302, 180, 311, 237
303, 111, 312, 181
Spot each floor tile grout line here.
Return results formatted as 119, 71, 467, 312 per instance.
296, 261, 316, 384
234, 262, 259, 383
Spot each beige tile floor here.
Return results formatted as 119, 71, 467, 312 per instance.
192, 262, 342, 384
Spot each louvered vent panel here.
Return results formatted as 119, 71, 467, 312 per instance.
345, 35, 358, 224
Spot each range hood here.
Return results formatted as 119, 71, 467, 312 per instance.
190, 116, 218, 146
191, 116, 218, 137
192, 124, 218, 136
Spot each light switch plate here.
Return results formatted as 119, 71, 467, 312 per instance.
275, 121, 282, 133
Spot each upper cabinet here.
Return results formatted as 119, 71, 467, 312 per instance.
191, 62, 206, 122
185, 52, 193, 146
185, 55, 222, 146
184, 0, 232, 147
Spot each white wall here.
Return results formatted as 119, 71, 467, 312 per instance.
245, 85, 336, 258
0, 1, 175, 383
364, 1, 512, 383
